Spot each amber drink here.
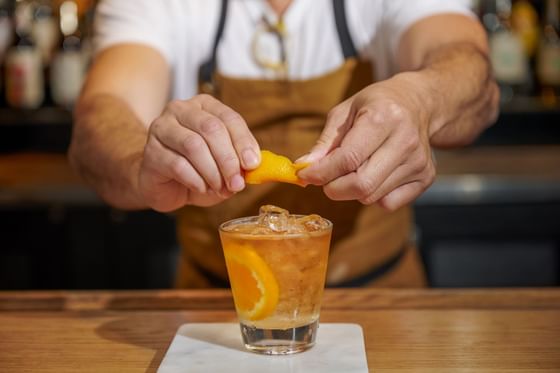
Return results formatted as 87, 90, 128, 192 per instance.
219, 205, 332, 355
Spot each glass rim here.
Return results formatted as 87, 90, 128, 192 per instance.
219, 214, 333, 237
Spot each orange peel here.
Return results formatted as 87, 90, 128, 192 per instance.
244, 150, 309, 187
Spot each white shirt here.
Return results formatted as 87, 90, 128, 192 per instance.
94, 0, 473, 100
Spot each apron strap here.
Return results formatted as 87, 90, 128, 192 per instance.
199, 0, 229, 90
332, 0, 358, 59
199, 0, 359, 88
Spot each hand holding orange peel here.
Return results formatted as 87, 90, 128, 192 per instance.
244, 150, 310, 187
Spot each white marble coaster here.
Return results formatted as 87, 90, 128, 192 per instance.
157, 323, 368, 373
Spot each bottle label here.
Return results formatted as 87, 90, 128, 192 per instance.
538, 44, 560, 85
490, 31, 529, 84
5, 47, 44, 109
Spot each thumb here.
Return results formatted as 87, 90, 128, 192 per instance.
296, 100, 354, 164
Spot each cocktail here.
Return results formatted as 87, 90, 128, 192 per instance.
219, 205, 332, 355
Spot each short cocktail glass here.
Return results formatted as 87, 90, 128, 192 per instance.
219, 205, 332, 355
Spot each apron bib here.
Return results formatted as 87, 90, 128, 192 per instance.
175, 0, 426, 288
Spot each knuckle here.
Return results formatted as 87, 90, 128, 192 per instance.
360, 101, 407, 128
219, 152, 240, 175
353, 178, 377, 200
386, 101, 406, 122
360, 195, 378, 206
341, 150, 363, 172
357, 108, 379, 125
182, 133, 205, 153
199, 117, 224, 136
149, 118, 166, 134
166, 99, 184, 113
169, 157, 188, 179
411, 151, 428, 173
401, 131, 420, 153
219, 109, 243, 124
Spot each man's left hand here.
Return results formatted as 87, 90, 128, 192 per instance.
297, 73, 436, 211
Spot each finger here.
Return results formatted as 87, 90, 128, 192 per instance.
321, 135, 407, 201
152, 117, 225, 193
178, 108, 244, 192
297, 99, 353, 164
301, 108, 392, 185
357, 165, 415, 205
167, 98, 245, 192
144, 134, 208, 194
199, 95, 261, 170
358, 149, 435, 205
378, 181, 427, 211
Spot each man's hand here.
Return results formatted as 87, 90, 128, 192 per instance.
298, 73, 435, 211
299, 14, 498, 211
138, 94, 261, 212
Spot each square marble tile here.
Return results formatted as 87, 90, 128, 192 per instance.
157, 323, 368, 373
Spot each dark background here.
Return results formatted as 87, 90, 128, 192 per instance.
1, 0, 559, 289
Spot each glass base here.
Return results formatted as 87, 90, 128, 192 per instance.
240, 320, 318, 355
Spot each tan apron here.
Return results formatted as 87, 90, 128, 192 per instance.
175, 0, 426, 288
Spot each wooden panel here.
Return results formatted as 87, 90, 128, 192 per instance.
0, 308, 558, 372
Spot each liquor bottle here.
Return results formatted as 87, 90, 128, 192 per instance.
50, 0, 84, 107
0, 0, 14, 105
484, 0, 532, 102
537, 0, 560, 105
0, 0, 12, 60
4, 0, 44, 109
31, 0, 58, 65
511, 0, 540, 59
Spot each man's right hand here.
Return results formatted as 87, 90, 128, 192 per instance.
138, 94, 261, 212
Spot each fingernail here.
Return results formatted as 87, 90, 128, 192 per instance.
296, 151, 321, 164
295, 154, 310, 163
217, 188, 233, 199
229, 174, 245, 192
242, 149, 259, 169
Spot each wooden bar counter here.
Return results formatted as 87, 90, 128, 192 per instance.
1, 288, 559, 372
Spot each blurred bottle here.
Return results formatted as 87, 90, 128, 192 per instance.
4, 0, 44, 109
50, 0, 84, 107
0, 0, 14, 105
511, 0, 540, 58
31, 0, 58, 65
0, 0, 12, 60
484, 0, 532, 102
537, 0, 560, 106
32, 0, 59, 106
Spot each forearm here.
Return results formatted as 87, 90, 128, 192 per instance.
399, 42, 499, 148
69, 94, 148, 209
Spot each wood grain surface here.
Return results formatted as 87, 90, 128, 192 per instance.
1, 289, 559, 372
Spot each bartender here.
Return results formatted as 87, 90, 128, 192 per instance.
69, 0, 498, 288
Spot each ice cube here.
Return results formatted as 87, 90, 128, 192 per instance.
284, 215, 304, 234
294, 214, 330, 232
258, 205, 290, 233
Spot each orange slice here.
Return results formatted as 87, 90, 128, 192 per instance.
224, 244, 279, 321
244, 150, 309, 187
